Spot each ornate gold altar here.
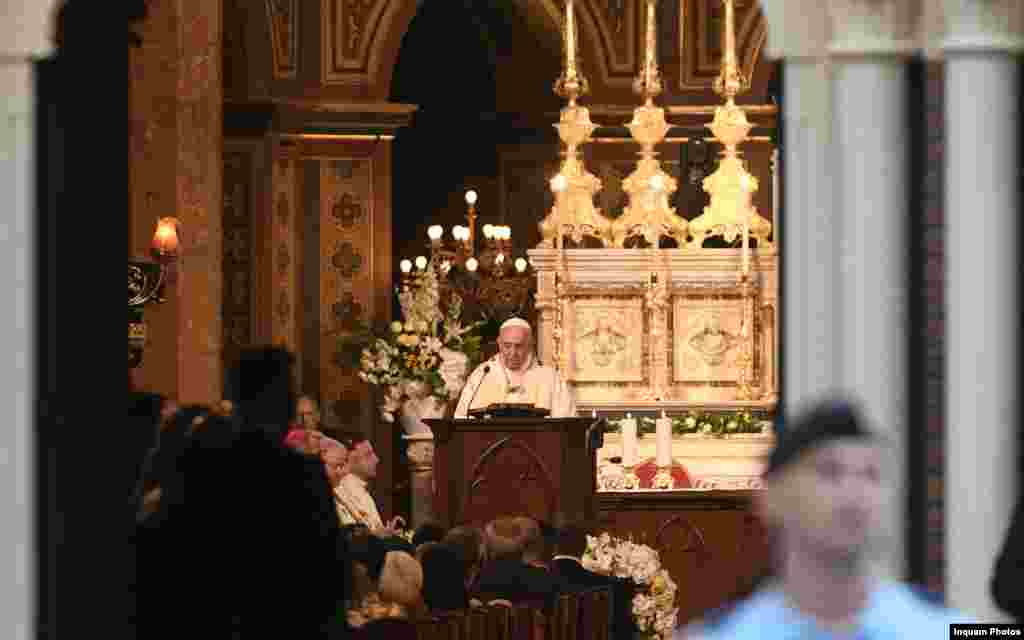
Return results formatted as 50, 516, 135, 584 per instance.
529, 248, 777, 414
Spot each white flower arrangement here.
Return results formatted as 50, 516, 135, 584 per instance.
356, 266, 482, 423
582, 532, 679, 638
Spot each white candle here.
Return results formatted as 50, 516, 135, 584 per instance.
621, 413, 637, 467
566, 0, 576, 76
656, 410, 672, 468
741, 211, 750, 276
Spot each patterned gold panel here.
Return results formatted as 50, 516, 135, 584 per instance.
678, 0, 766, 92
321, 0, 392, 85
672, 295, 748, 383
272, 157, 299, 352
570, 297, 645, 382
319, 158, 375, 429
222, 151, 254, 369
266, 0, 299, 79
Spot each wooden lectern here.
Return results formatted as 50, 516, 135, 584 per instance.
424, 416, 602, 528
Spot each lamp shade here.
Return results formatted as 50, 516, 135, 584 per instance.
400, 259, 413, 273
465, 190, 478, 205
465, 257, 479, 272
152, 217, 180, 257
427, 225, 444, 241
415, 256, 428, 270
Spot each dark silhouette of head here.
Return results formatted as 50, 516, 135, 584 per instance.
226, 346, 297, 439
555, 522, 590, 559
412, 521, 447, 548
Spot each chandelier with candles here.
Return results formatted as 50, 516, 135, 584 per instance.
399, 189, 534, 327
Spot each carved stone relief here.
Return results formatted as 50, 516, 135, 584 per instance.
673, 297, 747, 383
266, 0, 298, 79
571, 298, 645, 382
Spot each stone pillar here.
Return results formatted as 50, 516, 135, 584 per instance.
827, 1, 920, 581
130, 0, 223, 404
781, 59, 840, 411
758, 1, 843, 412
404, 434, 436, 528
1, 2, 56, 634
943, 0, 1023, 620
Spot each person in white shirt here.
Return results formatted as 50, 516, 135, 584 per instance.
335, 435, 404, 534
454, 317, 576, 418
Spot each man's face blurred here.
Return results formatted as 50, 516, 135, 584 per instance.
307, 430, 323, 455
498, 326, 532, 372
322, 447, 348, 488
349, 441, 379, 481
770, 441, 886, 562
297, 397, 320, 429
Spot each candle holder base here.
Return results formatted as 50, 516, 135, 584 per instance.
652, 467, 675, 490
622, 469, 641, 491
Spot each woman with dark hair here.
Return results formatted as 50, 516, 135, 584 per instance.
419, 543, 470, 612
442, 525, 487, 591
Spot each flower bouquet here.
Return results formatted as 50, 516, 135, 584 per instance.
582, 532, 679, 639
355, 265, 483, 423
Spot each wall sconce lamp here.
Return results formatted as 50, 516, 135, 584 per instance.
129, 212, 183, 368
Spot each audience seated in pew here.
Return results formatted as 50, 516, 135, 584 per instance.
412, 520, 447, 549
551, 522, 637, 640
474, 516, 571, 607
442, 525, 488, 593
419, 542, 471, 613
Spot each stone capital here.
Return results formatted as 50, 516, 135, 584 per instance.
759, 0, 831, 60
827, 0, 922, 57
941, 0, 1024, 53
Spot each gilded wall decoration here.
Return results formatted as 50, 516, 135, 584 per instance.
319, 157, 375, 431
584, 0, 637, 81
678, 0, 766, 92
571, 299, 645, 382
333, 291, 365, 330
223, 151, 252, 361
322, 0, 390, 84
331, 242, 364, 279
331, 193, 364, 228
673, 297, 747, 383
266, 0, 299, 79
272, 155, 298, 349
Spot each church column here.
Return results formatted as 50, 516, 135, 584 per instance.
1, 2, 55, 632
130, 0, 223, 404
943, 2, 1022, 620
758, 1, 841, 412
827, 1, 920, 580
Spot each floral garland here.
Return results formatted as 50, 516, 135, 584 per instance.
582, 532, 678, 638
352, 266, 483, 423
604, 411, 769, 438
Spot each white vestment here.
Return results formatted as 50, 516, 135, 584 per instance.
454, 354, 577, 418
334, 473, 384, 529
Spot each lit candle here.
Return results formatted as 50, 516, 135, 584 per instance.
566, 0, 576, 76
656, 410, 672, 468
645, 0, 656, 76
621, 412, 637, 468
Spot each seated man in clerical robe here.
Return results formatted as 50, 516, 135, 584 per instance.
335, 434, 406, 537
454, 317, 576, 418
474, 516, 571, 607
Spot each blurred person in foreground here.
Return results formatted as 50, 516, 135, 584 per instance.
992, 493, 1024, 619
678, 399, 973, 639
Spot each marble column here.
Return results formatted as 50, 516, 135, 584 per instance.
1, 3, 56, 634
781, 59, 841, 413
827, 1, 921, 580
404, 434, 436, 528
758, 1, 843, 413
943, 0, 1023, 620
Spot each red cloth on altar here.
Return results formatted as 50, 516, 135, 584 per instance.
632, 457, 692, 489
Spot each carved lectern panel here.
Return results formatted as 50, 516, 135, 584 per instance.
571, 297, 645, 382
673, 296, 748, 383
460, 435, 557, 525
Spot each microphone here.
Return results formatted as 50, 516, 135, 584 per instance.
465, 365, 491, 416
